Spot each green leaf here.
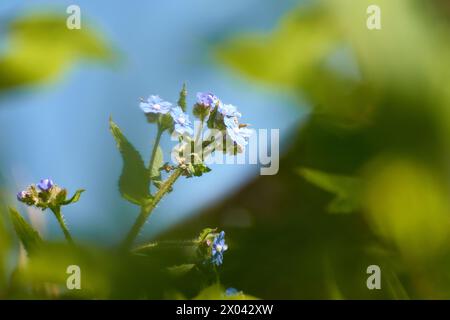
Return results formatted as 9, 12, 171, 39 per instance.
192, 163, 211, 177
178, 83, 187, 112
110, 117, 151, 205
150, 146, 164, 180
298, 167, 361, 214
216, 7, 338, 88
183, 163, 212, 179
196, 228, 217, 243
0, 13, 113, 92
61, 189, 85, 206
9, 207, 42, 254
167, 264, 196, 277
153, 180, 164, 190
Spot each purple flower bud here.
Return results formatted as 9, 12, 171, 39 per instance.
17, 190, 27, 201
37, 178, 54, 191
196, 92, 219, 108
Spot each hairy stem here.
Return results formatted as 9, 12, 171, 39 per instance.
122, 168, 183, 250
50, 206, 74, 245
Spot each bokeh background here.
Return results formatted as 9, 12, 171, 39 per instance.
2, 0, 450, 299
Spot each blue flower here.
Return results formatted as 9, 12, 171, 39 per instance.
197, 92, 219, 108
211, 231, 228, 266
17, 190, 27, 201
170, 106, 194, 136
140, 95, 172, 114
225, 288, 239, 296
224, 117, 253, 148
218, 103, 241, 118
37, 178, 54, 191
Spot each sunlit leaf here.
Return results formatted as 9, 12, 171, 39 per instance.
0, 12, 113, 91
109, 117, 151, 205
216, 7, 338, 88
178, 83, 187, 112
196, 228, 217, 243
61, 189, 85, 206
363, 159, 450, 260
9, 207, 42, 254
194, 283, 258, 300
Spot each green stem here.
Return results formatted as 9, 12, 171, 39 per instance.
122, 168, 183, 250
50, 206, 74, 245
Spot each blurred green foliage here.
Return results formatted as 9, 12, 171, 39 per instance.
298, 167, 361, 214
0, 12, 113, 92
161, 0, 450, 299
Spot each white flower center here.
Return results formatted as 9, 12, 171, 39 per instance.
215, 244, 223, 252
153, 104, 161, 110
178, 117, 185, 124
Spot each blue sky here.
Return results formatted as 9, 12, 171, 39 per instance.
0, 0, 306, 244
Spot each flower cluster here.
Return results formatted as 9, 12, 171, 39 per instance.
140, 90, 253, 152
10, 85, 243, 297
196, 92, 252, 152
140, 95, 193, 135
210, 231, 228, 266
17, 178, 83, 210
198, 230, 229, 266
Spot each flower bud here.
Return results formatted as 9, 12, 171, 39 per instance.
37, 178, 54, 191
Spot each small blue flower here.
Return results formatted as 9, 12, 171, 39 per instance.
211, 231, 228, 266
140, 95, 172, 114
225, 288, 239, 296
37, 178, 54, 191
218, 103, 241, 118
224, 117, 253, 148
17, 190, 27, 201
197, 92, 219, 108
170, 106, 194, 136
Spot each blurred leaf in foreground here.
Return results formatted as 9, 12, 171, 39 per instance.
216, 6, 339, 89
194, 283, 258, 300
0, 205, 11, 293
362, 158, 450, 261
185, 0, 450, 299
0, 12, 114, 92
9, 207, 42, 254
298, 167, 361, 214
